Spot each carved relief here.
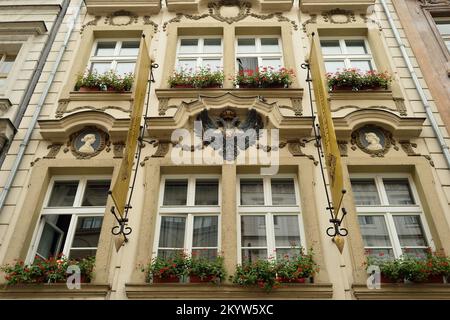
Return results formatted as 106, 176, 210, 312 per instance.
287, 140, 317, 164
394, 98, 408, 116
69, 126, 109, 159
322, 8, 356, 24
162, 1, 298, 31
0, 99, 11, 116
351, 125, 396, 157
418, 0, 450, 6
360, 14, 383, 31
44, 143, 63, 159
105, 10, 139, 26
56, 102, 131, 118
80, 16, 101, 34
152, 141, 171, 158
291, 98, 303, 116
302, 14, 317, 33
400, 140, 435, 167
143, 16, 159, 33
338, 141, 348, 157
113, 142, 125, 158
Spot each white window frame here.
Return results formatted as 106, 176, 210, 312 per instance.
235, 36, 284, 71
26, 175, 111, 263
175, 36, 223, 71
88, 38, 140, 74
236, 174, 306, 263
434, 17, 450, 53
351, 173, 435, 259
320, 37, 375, 72
153, 175, 222, 258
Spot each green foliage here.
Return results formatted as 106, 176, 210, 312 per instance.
75, 69, 134, 91
0, 255, 95, 285
231, 248, 318, 291
188, 255, 226, 281
365, 248, 450, 282
168, 67, 224, 88
233, 67, 294, 88
326, 69, 392, 91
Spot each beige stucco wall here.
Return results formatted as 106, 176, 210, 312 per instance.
0, 0, 449, 300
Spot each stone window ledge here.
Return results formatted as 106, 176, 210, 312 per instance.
84, 0, 161, 15
0, 283, 111, 299
68, 91, 133, 101
329, 89, 393, 101
352, 284, 450, 300
125, 283, 333, 299
300, 0, 376, 13
156, 88, 304, 99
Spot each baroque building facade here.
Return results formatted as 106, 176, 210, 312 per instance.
0, 0, 449, 300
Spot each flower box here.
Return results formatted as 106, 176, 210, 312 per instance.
168, 67, 224, 89
233, 67, 294, 89
276, 277, 306, 283
327, 69, 391, 92
78, 86, 101, 92
75, 70, 134, 92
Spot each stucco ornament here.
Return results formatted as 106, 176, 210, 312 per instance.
351, 125, 394, 157
196, 108, 263, 161
70, 126, 108, 159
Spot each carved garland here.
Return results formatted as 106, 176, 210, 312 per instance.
322, 9, 356, 24
162, 1, 298, 31
105, 10, 138, 26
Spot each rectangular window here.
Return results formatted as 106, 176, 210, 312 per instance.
176, 37, 223, 71
320, 38, 374, 73
156, 176, 221, 260
351, 175, 432, 259
238, 175, 304, 263
89, 39, 140, 75
434, 17, 450, 52
0, 53, 16, 88
28, 177, 111, 263
236, 36, 283, 74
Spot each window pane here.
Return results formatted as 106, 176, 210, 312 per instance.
365, 248, 395, 260
349, 60, 372, 72
36, 223, 63, 259
393, 215, 427, 247
95, 42, 116, 56
202, 59, 222, 70
240, 180, 264, 205
237, 57, 258, 73
192, 216, 218, 247
0, 56, 15, 73
179, 39, 198, 53
177, 59, 197, 72
261, 38, 280, 53
358, 215, 392, 247
321, 40, 341, 55
157, 249, 183, 260
195, 180, 219, 205
69, 249, 97, 260
90, 62, 110, 74
120, 41, 139, 56
383, 179, 415, 205
163, 180, 188, 205
276, 248, 302, 260
241, 249, 267, 263
436, 21, 450, 35
324, 60, 345, 73
72, 217, 103, 248
192, 249, 217, 260
351, 179, 380, 205
261, 58, 281, 69
204, 38, 221, 53
274, 215, 300, 247
82, 180, 110, 206
271, 179, 296, 205
237, 38, 256, 53
47, 181, 78, 207
159, 216, 186, 248
345, 40, 367, 54
241, 215, 267, 247
116, 62, 135, 75
402, 248, 428, 259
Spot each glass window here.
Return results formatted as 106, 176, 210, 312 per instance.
192, 216, 218, 259
321, 38, 374, 73
195, 180, 219, 205
240, 179, 264, 205
353, 175, 430, 259
89, 40, 140, 75
47, 181, 78, 207
351, 179, 380, 205
241, 215, 267, 263
271, 179, 296, 205
30, 177, 109, 262
261, 38, 280, 53
237, 38, 256, 53
383, 179, 415, 205
236, 37, 283, 73
120, 41, 140, 56
176, 38, 223, 70
163, 180, 188, 205
95, 42, 116, 56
